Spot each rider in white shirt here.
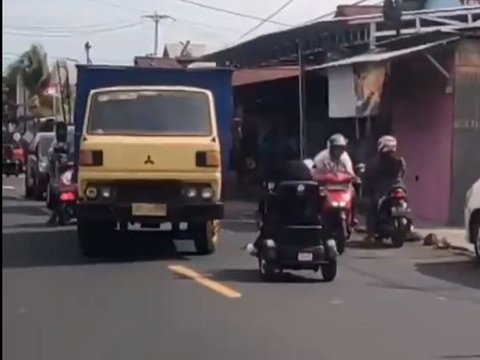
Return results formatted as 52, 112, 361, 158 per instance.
313, 133, 355, 176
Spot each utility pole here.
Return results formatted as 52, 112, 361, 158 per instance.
142, 12, 175, 56
84, 41, 92, 64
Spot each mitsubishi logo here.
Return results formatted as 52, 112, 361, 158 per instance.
144, 155, 154, 165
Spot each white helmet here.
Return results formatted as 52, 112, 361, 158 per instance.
328, 133, 348, 147
378, 135, 397, 153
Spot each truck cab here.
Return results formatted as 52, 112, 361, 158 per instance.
76, 85, 224, 257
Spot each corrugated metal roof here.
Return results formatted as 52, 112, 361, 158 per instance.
334, 5, 383, 18
308, 36, 460, 70
133, 56, 182, 68
232, 67, 298, 86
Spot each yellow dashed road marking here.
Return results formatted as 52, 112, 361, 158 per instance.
168, 265, 242, 299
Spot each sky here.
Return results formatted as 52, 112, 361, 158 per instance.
3, 0, 382, 70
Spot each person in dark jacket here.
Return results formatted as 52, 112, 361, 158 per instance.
247, 143, 312, 256
363, 135, 406, 242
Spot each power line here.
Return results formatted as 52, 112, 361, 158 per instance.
3, 22, 143, 38
4, 19, 139, 31
173, 0, 292, 26
239, 0, 296, 40
77, 0, 244, 33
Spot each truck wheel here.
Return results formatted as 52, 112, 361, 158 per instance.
192, 221, 218, 255
77, 219, 114, 258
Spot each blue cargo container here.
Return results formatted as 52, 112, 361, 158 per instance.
72, 65, 234, 180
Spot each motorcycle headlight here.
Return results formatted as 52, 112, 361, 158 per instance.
267, 182, 275, 191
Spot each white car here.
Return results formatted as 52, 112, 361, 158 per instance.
465, 179, 480, 261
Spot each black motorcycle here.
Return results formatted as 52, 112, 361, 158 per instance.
374, 186, 413, 248
254, 180, 338, 282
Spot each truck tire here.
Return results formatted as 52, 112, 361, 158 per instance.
192, 221, 218, 255
77, 219, 114, 258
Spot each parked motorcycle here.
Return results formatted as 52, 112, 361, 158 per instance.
314, 171, 356, 255
373, 185, 412, 248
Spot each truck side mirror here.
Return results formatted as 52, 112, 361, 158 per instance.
55, 122, 67, 143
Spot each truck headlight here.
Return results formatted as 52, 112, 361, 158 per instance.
85, 186, 98, 199
201, 187, 214, 199
184, 187, 197, 198
100, 187, 111, 199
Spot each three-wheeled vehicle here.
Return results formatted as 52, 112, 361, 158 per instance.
255, 180, 338, 282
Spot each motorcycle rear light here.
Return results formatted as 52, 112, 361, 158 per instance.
60, 191, 77, 202
394, 190, 406, 199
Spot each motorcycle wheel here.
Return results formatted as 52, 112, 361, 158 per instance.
336, 219, 348, 255
391, 234, 406, 248
57, 204, 71, 226
391, 219, 407, 248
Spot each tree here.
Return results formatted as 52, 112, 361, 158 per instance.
5, 44, 52, 115
5, 44, 50, 98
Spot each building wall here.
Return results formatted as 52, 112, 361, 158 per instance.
388, 52, 454, 224
450, 39, 480, 225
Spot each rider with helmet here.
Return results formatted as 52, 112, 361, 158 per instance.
363, 135, 406, 241
313, 133, 355, 176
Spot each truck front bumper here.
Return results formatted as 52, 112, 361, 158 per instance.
78, 201, 224, 222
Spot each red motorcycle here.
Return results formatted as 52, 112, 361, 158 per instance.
313, 171, 357, 255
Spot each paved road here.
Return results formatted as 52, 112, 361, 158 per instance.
3, 176, 480, 360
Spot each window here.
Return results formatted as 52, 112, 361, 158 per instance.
87, 90, 213, 136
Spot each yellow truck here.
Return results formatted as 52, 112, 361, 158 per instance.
72, 66, 233, 257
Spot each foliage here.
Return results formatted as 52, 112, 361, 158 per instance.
5, 44, 51, 97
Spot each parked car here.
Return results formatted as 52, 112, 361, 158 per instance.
25, 132, 55, 200
465, 179, 480, 262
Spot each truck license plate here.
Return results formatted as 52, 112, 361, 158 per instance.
132, 203, 167, 217
298, 252, 313, 262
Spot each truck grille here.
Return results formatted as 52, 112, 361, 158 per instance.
114, 181, 182, 203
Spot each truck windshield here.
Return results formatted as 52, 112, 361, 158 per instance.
87, 90, 212, 136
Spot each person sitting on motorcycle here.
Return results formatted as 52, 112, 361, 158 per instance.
312, 133, 355, 176
363, 135, 406, 242
247, 143, 313, 256
312, 133, 358, 226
